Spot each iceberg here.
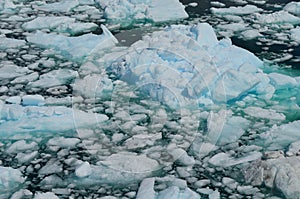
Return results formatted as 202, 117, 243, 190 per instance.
96, 0, 188, 27
26, 25, 118, 62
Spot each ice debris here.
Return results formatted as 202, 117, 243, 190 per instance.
0, 166, 25, 198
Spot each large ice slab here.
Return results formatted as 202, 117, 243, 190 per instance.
96, 0, 188, 26
27, 25, 118, 62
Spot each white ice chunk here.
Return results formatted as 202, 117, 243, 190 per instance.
211, 5, 262, 15
0, 104, 108, 137
268, 72, 298, 89
240, 29, 262, 40
283, 2, 300, 16
243, 107, 286, 121
260, 120, 300, 150
75, 162, 92, 178
34, 192, 59, 199
22, 16, 75, 31
27, 69, 78, 89
27, 25, 118, 62
208, 151, 262, 167
147, 0, 188, 22
136, 178, 156, 199
0, 62, 30, 81
255, 11, 300, 24
35, 0, 79, 12
97, 0, 188, 26
6, 96, 21, 104
6, 140, 37, 154
291, 26, 300, 43
0, 167, 25, 198
47, 137, 80, 149
0, 36, 25, 50
22, 95, 45, 106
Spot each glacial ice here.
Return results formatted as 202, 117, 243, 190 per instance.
26, 25, 118, 62
291, 26, 300, 43
96, 0, 188, 26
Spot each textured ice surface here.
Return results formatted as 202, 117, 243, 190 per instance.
96, 0, 188, 26
291, 26, 300, 43
35, 0, 80, 12
27, 25, 118, 62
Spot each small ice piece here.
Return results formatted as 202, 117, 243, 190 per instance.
217, 22, 248, 32
75, 162, 92, 178
0, 36, 25, 50
283, 2, 300, 16
211, 5, 262, 15
34, 192, 59, 199
211, 1, 225, 7
26, 25, 118, 62
5, 96, 21, 104
22, 16, 75, 31
243, 107, 286, 121
255, 11, 300, 24
35, 0, 79, 13
188, 2, 198, 7
167, 146, 195, 166
22, 95, 45, 106
54, 22, 98, 35
0, 166, 25, 198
